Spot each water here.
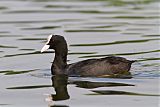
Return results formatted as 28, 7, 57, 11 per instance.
0, 0, 159, 107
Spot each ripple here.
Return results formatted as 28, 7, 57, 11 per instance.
0, 19, 83, 24
0, 34, 21, 37
122, 33, 142, 35
0, 45, 17, 48
131, 23, 159, 26
0, 31, 9, 33
0, 6, 7, 10
7, 85, 51, 89
0, 104, 10, 106
45, 4, 76, 8
114, 16, 159, 19
80, 50, 160, 58
138, 57, 160, 62
18, 38, 45, 41
72, 81, 134, 89
44, 3, 103, 9
0, 69, 38, 75
19, 49, 35, 51
4, 10, 107, 14
133, 71, 160, 78
69, 52, 97, 55
2, 51, 51, 58
142, 63, 160, 67
70, 38, 160, 46
126, 28, 149, 31
89, 90, 160, 96
142, 34, 160, 37
3, 9, 131, 15
80, 24, 123, 29
0, 20, 52, 24
65, 29, 120, 32
22, 26, 60, 30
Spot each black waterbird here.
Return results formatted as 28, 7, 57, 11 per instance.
41, 35, 135, 77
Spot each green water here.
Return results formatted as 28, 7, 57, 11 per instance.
0, 0, 159, 107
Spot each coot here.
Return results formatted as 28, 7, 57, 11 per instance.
41, 35, 135, 77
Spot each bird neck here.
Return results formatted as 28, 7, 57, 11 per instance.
52, 46, 68, 75
54, 52, 67, 65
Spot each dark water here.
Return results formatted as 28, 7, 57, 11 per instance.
0, 0, 159, 107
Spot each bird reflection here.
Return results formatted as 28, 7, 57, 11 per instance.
71, 81, 134, 89
50, 75, 70, 101
47, 74, 134, 107
48, 75, 134, 101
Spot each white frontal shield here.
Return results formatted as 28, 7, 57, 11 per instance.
41, 34, 53, 53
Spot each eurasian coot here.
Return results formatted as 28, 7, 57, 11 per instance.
41, 34, 135, 77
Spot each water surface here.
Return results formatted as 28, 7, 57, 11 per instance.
0, 0, 159, 107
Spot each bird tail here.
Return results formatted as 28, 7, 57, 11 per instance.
130, 60, 137, 63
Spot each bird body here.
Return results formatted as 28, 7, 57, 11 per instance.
66, 56, 134, 77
